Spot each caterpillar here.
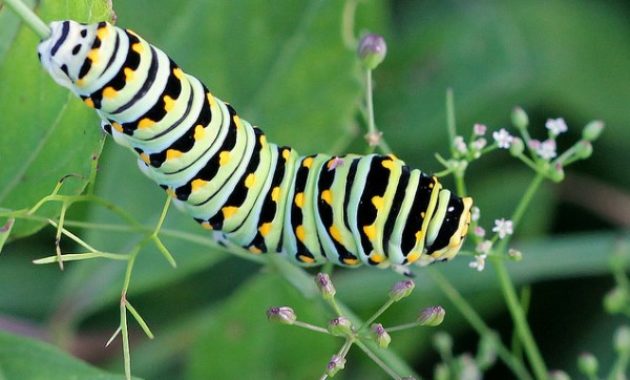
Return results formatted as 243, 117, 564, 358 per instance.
37, 20, 473, 269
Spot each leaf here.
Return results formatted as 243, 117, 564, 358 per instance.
0, 0, 114, 238
0, 330, 136, 380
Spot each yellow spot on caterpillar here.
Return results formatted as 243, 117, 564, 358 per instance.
96, 25, 109, 39
329, 225, 342, 243
294, 192, 304, 208
219, 151, 230, 166
76, 79, 85, 87
245, 174, 255, 189
83, 98, 94, 108
194, 125, 205, 141
282, 149, 290, 160
302, 157, 313, 168
138, 118, 155, 129
234, 115, 243, 130
370, 253, 385, 263
166, 149, 182, 160
222, 206, 238, 219
271, 187, 280, 202
139, 153, 150, 164
259, 134, 267, 145
387, 153, 398, 160
296, 225, 306, 242
321, 190, 332, 205
124, 68, 134, 82
381, 159, 394, 169
343, 257, 359, 266
163, 95, 175, 112
249, 246, 262, 254
371, 196, 384, 210
132, 43, 143, 54
429, 182, 434, 189
173, 68, 184, 80
363, 224, 377, 241
87, 49, 98, 63
201, 221, 212, 230
259, 223, 272, 237
420, 212, 426, 218
112, 122, 123, 132
191, 179, 207, 192
206, 93, 216, 107
407, 251, 421, 264
415, 230, 424, 242
102, 86, 117, 99
298, 254, 315, 264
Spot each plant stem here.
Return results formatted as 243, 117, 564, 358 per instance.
429, 269, 533, 380
491, 173, 548, 380
446, 88, 457, 156
3, 0, 50, 38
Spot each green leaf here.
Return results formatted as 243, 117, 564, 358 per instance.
0, 0, 114, 238
0, 330, 136, 380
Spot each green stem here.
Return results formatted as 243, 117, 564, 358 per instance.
446, 88, 457, 156
354, 340, 401, 379
292, 321, 330, 335
3, 0, 50, 38
360, 299, 395, 330
491, 173, 548, 380
429, 269, 533, 380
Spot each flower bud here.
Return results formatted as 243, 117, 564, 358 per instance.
328, 316, 354, 336
371, 323, 391, 348
315, 273, 336, 300
509, 137, 524, 156
508, 248, 522, 261
511, 107, 529, 130
577, 352, 598, 376
548, 370, 570, 380
418, 306, 445, 327
433, 332, 453, 355
326, 355, 346, 377
582, 120, 604, 142
614, 325, 630, 353
358, 33, 387, 70
575, 141, 593, 159
266, 306, 297, 325
604, 287, 628, 314
389, 279, 415, 302
547, 163, 565, 183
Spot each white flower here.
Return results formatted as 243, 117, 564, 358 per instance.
536, 139, 557, 160
476, 240, 492, 254
492, 128, 513, 149
453, 136, 468, 154
492, 218, 514, 239
546, 118, 568, 136
473, 123, 487, 136
528, 139, 541, 150
471, 206, 480, 222
469, 253, 488, 271
474, 226, 486, 238
471, 138, 487, 151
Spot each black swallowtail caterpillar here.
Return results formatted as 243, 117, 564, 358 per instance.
37, 20, 473, 269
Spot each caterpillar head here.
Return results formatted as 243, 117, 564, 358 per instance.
421, 190, 473, 264
37, 20, 97, 90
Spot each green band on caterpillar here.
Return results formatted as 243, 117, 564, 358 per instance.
37, 20, 473, 269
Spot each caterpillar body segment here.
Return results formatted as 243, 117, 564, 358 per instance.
37, 20, 473, 269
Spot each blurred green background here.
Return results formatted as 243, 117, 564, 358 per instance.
0, 0, 629, 379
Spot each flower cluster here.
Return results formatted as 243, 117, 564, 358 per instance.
267, 274, 445, 378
